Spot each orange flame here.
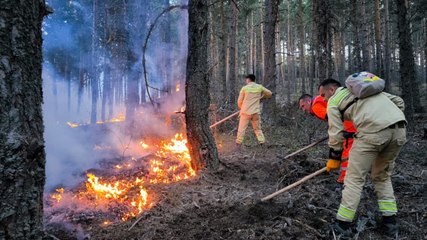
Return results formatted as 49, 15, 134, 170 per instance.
51, 188, 64, 203
49, 133, 195, 222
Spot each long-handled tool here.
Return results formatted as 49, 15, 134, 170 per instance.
209, 111, 239, 129
260, 167, 327, 201
278, 136, 328, 160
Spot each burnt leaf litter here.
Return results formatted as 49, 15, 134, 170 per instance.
45, 109, 426, 240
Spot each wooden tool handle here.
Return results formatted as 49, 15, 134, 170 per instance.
261, 167, 327, 201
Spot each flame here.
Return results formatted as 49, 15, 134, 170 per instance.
51, 188, 64, 203
49, 133, 195, 222
66, 122, 79, 128
140, 141, 149, 149
66, 114, 125, 128
176, 83, 180, 92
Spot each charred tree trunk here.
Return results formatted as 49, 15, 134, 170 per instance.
395, 0, 420, 129
263, 0, 279, 118
185, 0, 219, 171
0, 1, 48, 238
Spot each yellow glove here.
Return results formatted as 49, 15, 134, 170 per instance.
326, 159, 341, 172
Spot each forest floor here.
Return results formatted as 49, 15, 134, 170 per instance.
45, 108, 427, 240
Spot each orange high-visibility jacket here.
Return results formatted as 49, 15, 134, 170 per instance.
311, 95, 356, 159
311, 95, 356, 133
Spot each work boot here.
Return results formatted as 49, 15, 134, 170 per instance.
381, 215, 398, 237
331, 220, 353, 239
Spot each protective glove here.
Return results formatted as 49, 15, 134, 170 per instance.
326, 159, 341, 172
326, 148, 343, 172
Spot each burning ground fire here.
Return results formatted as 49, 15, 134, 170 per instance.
66, 114, 126, 128
46, 133, 195, 223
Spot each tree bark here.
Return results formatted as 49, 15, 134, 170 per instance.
424, 18, 427, 89
360, 0, 370, 70
351, 0, 362, 71
374, 0, 383, 75
395, 0, 421, 129
384, 0, 391, 90
185, 0, 219, 171
218, 0, 228, 101
0, 1, 48, 238
313, 0, 333, 81
287, 0, 295, 93
298, 0, 306, 93
228, 0, 238, 104
263, 0, 279, 118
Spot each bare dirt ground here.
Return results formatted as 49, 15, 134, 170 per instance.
45, 109, 427, 240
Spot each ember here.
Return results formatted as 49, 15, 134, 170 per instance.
48, 133, 195, 222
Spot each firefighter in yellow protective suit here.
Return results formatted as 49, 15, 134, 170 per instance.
319, 77, 406, 238
236, 74, 272, 148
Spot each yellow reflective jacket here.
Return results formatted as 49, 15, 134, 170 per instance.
327, 87, 406, 150
237, 82, 272, 115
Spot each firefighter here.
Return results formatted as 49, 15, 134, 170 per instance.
236, 74, 272, 148
298, 79, 356, 184
319, 78, 406, 237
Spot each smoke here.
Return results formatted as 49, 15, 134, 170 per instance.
42, 0, 189, 190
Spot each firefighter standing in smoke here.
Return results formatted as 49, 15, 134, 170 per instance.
298, 79, 357, 184
236, 74, 272, 148
319, 74, 406, 237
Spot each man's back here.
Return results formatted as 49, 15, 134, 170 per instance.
328, 87, 406, 134
238, 82, 272, 115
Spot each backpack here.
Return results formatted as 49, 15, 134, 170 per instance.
339, 72, 385, 119
345, 71, 385, 98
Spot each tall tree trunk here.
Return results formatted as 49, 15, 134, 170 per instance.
287, 0, 295, 93
0, 1, 48, 238
91, 0, 99, 124
424, 18, 427, 90
313, 0, 333, 81
185, 0, 219, 171
247, 11, 254, 74
65, 55, 71, 112
360, 0, 370, 70
263, 0, 278, 118
374, 0, 382, 75
351, 0, 362, 71
228, 0, 238, 104
347, 33, 353, 75
384, 0, 391, 90
298, 0, 306, 93
310, 21, 316, 95
395, 0, 421, 129
423, 18, 427, 91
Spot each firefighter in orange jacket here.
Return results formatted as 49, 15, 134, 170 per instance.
298, 80, 356, 183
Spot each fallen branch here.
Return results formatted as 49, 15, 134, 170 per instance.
261, 167, 327, 201
277, 136, 328, 160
